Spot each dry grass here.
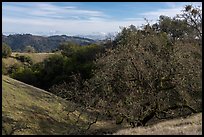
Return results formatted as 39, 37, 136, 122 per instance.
2, 52, 57, 70
2, 76, 124, 135
11, 52, 56, 64
2, 57, 22, 67
2, 75, 89, 135
113, 113, 202, 135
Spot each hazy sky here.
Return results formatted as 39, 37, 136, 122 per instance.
2, 2, 202, 36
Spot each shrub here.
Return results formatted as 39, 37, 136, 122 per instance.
36, 54, 71, 89
11, 66, 38, 86
7, 63, 22, 75
15, 55, 33, 65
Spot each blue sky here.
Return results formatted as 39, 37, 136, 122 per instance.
2, 2, 202, 36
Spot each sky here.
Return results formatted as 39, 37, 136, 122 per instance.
2, 2, 202, 36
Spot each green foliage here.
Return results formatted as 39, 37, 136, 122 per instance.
2, 43, 12, 58
11, 42, 101, 90
38, 54, 70, 88
15, 55, 33, 65
59, 42, 78, 57
11, 67, 38, 85
59, 42, 101, 61
58, 42, 101, 78
41, 43, 100, 88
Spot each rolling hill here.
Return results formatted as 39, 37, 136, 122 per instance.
2, 75, 97, 135
2, 34, 96, 52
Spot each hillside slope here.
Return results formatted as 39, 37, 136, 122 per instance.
2, 75, 127, 135
2, 75, 94, 135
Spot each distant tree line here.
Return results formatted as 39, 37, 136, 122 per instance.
2, 34, 97, 52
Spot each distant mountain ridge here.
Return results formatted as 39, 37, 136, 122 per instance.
2, 34, 96, 52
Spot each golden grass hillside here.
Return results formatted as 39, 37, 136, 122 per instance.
2, 52, 56, 69
2, 75, 126, 135
2, 75, 98, 135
